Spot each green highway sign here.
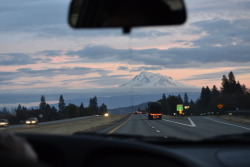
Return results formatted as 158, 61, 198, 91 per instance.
177, 104, 183, 111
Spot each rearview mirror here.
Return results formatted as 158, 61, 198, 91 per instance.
68, 0, 187, 33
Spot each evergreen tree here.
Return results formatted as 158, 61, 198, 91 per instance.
166, 95, 183, 115
99, 103, 108, 115
228, 71, 236, 85
15, 104, 27, 122
235, 81, 244, 95
58, 95, 65, 112
199, 86, 211, 107
50, 106, 58, 120
241, 84, 248, 95
79, 102, 85, 116
184, 92, 189, 106
221, 75, 230, 94
89, 96, 99, 115
178, 94, 183, 103
160, 93, 169, 115
45, 104, 51, 121
162, 93, 167, 101
228, 71, 238, 94
221, 72, 243, 95
17, 104, 22, 111
46, 104, 51, 112
66, 103, 79, 118
39, 95, 46, 110
211, 85, 220, 98
2, 107, 8, 113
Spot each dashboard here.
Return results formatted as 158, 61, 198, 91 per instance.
12, 133, 250, 167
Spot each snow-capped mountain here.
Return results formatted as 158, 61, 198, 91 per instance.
119, 71, 191, 88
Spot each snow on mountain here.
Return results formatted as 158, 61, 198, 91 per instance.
119, 71, 192, 88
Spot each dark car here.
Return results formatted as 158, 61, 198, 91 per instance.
148, 102, 162, 120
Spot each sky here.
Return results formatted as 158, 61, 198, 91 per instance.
0, 0, 250, 96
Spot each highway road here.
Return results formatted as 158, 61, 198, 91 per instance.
101, 114, 250, 140
3, 115, 96, 129
0, 114, 129, 135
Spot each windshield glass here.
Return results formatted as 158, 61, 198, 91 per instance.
0, 0, 250, 140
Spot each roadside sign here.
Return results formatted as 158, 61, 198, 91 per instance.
217, 104, 224, 109
39, 114, 43, 118
176, 104, 183, 111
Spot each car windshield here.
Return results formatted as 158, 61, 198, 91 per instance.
0, 0, 250, 141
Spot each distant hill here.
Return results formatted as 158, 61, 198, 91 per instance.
28, 92, 200, 110
109, 102, 149, 114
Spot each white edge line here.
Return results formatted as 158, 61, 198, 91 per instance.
203, 117, 250, 131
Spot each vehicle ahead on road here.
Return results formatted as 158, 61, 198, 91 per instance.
133, 111, 141, 114
148, 102, 162, 120
25, 117, 38, 125
133, 111, 138, 114
0, 119, 9, 127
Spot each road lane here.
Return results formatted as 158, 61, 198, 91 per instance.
0, 114, 129, 135
105, 114, 250, 140
2, 116, 96, 130
105, 114, 163, 136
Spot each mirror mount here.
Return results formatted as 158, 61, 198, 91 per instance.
123, 27, 131, 34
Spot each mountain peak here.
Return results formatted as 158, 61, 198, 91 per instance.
119, 71, 191, 88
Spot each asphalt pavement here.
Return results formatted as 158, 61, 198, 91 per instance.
1, 115, 95, 130
101, 114, 250, 140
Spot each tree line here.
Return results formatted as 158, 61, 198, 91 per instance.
0, 95, 108, 124
191, 71, 250, 115
157, 71, 250, 116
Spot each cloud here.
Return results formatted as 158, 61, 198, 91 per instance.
0, 0, 123, 39
0, 53, 41, 65
0, 71, 17, 82
38, 50, 63, 57
117, 66, 129, 71
130, 66, 164, 72
181, 68, 250, 81
192, 19, 250, 46
67, 44, 250, 68
84, 75, 132, 87
17, 67, 107, 77
0, 0, 70, 32
35, 26, 123, 39
0, 67, 111, 84
130, 30, 172, 39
